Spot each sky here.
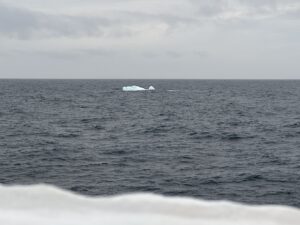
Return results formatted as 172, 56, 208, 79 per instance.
0, 0, 300, 79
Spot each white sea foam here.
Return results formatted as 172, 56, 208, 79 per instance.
0, 184, 299, 225
167, 90, 179, 92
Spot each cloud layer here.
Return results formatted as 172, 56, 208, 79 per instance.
0, 0, 300, 78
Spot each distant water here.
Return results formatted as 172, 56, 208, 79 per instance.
0, 80, 300, 207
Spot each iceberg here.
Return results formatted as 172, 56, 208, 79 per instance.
122, 85, 146, 91
0, 184, 300, 225
122, 85, 155, 91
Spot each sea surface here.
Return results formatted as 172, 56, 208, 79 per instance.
0, 80, 300, 207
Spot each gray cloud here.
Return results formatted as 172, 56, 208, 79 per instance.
0, 0, 300, 78
0, 2, 199, 40
191, 0, 300, 20
2, 0, 298, 40
0, 3, 114, 39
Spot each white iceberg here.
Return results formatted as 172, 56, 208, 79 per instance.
122, 85, 155, 91
122, 85, 146, 91
0, 184, 300, 225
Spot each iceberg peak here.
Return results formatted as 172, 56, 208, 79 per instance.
148, 86, 155, 90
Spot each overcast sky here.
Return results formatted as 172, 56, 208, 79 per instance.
0, 0, 300, 79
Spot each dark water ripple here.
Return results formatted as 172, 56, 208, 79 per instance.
0, 80, 300, 207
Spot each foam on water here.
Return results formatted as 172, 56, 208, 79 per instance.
0, 184, 299, 225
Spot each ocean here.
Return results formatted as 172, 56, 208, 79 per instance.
1, 79, 300, 207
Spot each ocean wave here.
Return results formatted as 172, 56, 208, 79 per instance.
284, 122, 300, 128
0, 184, 299, 225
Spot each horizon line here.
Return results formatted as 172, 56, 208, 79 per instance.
0, 78, 300, 81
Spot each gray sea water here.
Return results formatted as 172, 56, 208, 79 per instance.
0, 80, 300, 207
